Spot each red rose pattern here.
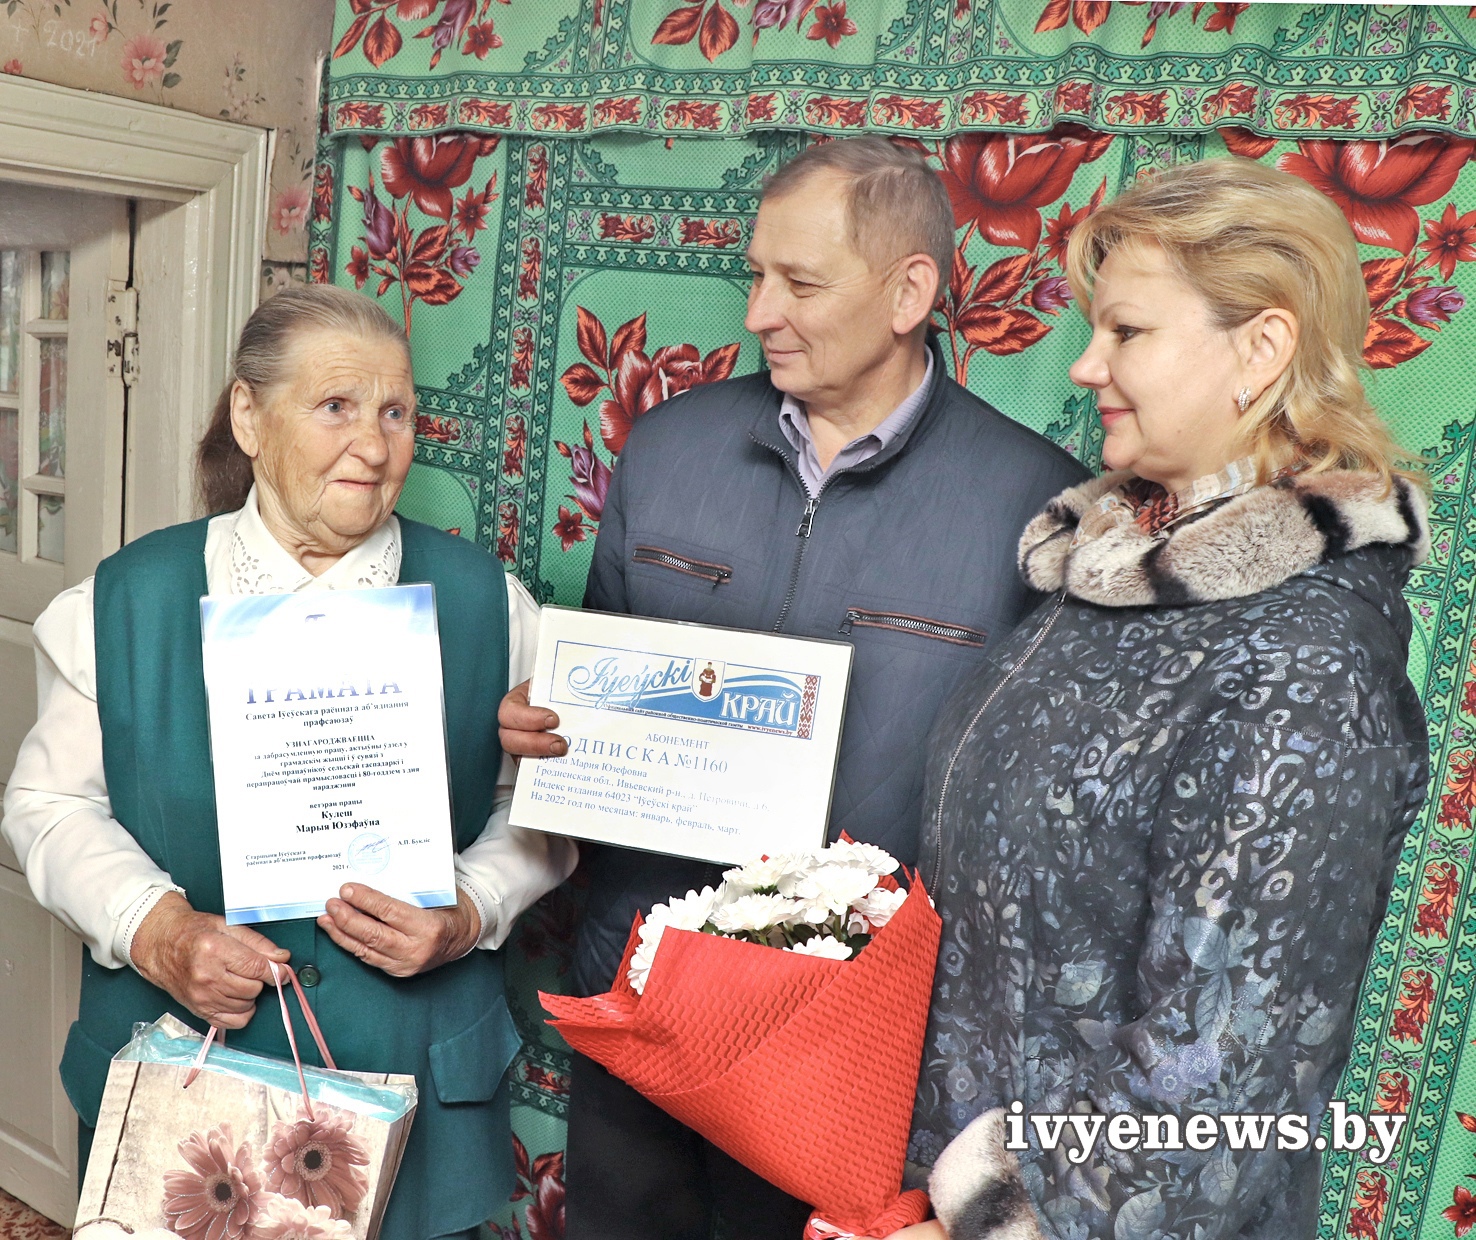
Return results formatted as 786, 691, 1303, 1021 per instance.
552, 309, 739, 549
937, 124, 1112, 251
1277, 134, 1474, 253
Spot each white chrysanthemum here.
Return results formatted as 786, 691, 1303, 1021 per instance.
795, 901, 837, 926
846, 910, 870, 936
710, 893, 805, 934
851, 886, 908, 929
787, 936, 853, 960
823, 840, 898, 877
722, 853, 810, 893
627, 886, 720, 995
789, 863, 878, 914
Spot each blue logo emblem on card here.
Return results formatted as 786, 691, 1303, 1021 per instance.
550, 643, 819, 738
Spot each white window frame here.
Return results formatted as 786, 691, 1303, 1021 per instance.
0, 73, 270, 536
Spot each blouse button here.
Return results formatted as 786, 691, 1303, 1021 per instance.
298, 964, 321, 988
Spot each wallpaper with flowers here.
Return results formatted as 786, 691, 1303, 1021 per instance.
312, 4, 1476, 1239
0, 0, 335, 268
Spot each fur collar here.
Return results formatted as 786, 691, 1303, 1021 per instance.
929, 1108, 1045, 1240
1018, 470, 1429, 608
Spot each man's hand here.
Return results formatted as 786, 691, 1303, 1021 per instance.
317, 884, 481, 977
130, 891, 289, 1029
498, 678, 567, 757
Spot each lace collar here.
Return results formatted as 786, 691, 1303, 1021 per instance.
213, 486, 402, 596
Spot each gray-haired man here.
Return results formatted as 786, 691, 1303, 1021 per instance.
500, 137, 1089, 1238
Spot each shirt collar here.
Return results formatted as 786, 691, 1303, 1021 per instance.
776, 348, 934, 460
225, 485, 402, 595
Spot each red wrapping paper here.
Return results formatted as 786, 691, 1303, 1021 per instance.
540, 883, 942, 1235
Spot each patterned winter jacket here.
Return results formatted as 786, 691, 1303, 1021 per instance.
910, 470, 1431, 1240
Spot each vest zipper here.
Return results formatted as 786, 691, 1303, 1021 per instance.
772, 495, 819, 633
631, 545, 733, 586
927, 592, 1067, 894
752, 425, 900, 635
840, 608, 987, 647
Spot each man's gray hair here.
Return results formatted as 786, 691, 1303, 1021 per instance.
763, 137, 955, 295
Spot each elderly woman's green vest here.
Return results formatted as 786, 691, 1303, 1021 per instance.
59, 516, 520, 1240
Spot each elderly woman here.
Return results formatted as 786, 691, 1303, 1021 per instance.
897, 160, 1430, 1240
1, 284, 576, 1240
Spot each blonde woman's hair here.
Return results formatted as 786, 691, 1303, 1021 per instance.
1064, 158, 1412, 488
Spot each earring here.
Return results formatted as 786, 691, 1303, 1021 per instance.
1237, 387, 1251, 413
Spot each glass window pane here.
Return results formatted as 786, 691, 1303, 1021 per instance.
38, 338, 66, 478
0, 409, 16, 555
0, 251, 17, 395
37, 495, 63, 563
40, 251, 69, 320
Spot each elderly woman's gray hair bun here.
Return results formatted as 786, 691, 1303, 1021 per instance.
195, 284, 410, 515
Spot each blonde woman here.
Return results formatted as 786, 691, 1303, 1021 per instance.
900, 160, 1430, 1239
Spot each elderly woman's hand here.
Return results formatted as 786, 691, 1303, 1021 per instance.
317, 884, 481, 977
130, 892, 291, 1029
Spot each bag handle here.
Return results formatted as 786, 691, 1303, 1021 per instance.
182, 962, 338, 1118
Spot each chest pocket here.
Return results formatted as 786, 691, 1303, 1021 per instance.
839, 607, 987, 648
631, 544, 733, 587
625, 536, 763, 628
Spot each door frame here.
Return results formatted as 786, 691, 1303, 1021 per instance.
0, 73, 269, 536
0, 75, 268, 1226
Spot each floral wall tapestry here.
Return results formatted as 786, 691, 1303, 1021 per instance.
312, 5, 1476, 1239
321, 0, 1476, 142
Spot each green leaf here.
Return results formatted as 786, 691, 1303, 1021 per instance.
162, 72, 180, 88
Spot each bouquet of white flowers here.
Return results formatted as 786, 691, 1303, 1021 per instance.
541, 840, 941, 1237
626, 840, 909, 994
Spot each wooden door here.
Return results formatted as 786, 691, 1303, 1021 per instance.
0, 181, 131, 1227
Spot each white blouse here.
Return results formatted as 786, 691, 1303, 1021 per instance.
1, 489, 576, 970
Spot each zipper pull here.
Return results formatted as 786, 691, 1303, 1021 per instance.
796, 497, 818, 538
839, 608, 858, 635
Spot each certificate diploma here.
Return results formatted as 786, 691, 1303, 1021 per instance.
199, 585, 457, 925
510, 607, 854, 865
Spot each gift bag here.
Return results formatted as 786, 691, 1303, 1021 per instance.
73, 964, 417, 1240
